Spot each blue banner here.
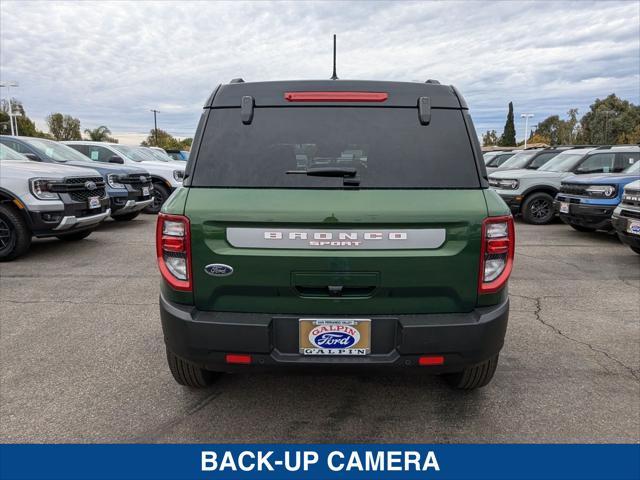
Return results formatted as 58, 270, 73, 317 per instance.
1, 444, 638, 480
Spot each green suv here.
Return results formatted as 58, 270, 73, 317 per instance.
157, 79, 514, 390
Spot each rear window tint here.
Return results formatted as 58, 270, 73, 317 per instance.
192, 107, 480, 189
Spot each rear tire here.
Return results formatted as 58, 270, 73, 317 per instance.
522, 192, 555, 225
569, 224, 597, 233
631, 246, 640, 255
56, 230, 93, 241
112, 212, 140, 222
144, 183, 169, 214
166, 348, 218, 388
0, 203, 31, 262
444, 355, 499, 390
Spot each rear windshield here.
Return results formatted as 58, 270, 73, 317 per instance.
192, 107, 480, 188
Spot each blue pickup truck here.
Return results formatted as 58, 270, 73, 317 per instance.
554, 153, 639, 232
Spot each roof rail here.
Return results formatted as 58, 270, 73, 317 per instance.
230, 78, 245, 84
425, 79, 440, 84
596, 144, 640, 149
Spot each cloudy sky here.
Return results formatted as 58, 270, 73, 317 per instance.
1, 0, 638, 144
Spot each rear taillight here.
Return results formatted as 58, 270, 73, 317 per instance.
479, 216, 515, 294
156, 213, 192, 291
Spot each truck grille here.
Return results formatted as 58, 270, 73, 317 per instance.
621, 190, 640, 208
560, 183, 588, 196
620, 209, 640, 220
50, 176, 106, 202
118, 174, 153, 192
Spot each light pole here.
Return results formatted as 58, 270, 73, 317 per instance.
520, 113, 534, 149
150, 109, 160, 146
0, 81, 19, 136
601, 110, 615, 144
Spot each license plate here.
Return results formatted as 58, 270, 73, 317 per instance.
560, 202, 569, 214
299, 319, 371, 355
627, 220, 640, 236
142, 186, 150, 196
88, 196, 100, 209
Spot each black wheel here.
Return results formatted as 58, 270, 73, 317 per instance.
55, 230, 93, 241
443, 355, 499, 390
166, 348, 219, 388
569, 224, 597, 233
144, 183, 169, 214
631, 246, 640, 255
0, 203, 31, 262
112, 212, 140, 222
522, 192, 555, 225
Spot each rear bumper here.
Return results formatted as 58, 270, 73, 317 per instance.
160, 294, 509, 373
554, 200, 615, 230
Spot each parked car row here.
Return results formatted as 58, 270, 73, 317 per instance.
487, 144, 640, 254
0, 137, 186, 261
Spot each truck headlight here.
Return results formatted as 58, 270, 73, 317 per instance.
29, 178, 60, 200
490, 179, 519, 190
586, 185, 616, 198
107, 174, 125, 189
173, 170, 184, 182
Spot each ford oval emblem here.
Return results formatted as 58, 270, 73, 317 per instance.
204, 264, 234, 277
309, 328, 360, 349
139, 176, 147, 183
84, 181, 97, 191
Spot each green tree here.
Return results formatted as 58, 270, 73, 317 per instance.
530, 109, 581, 145
482, 130, 499, 146
140, 129, 192, 150
578, 94, 640, 144
84, 125, 118, 143
46, 113, 82, 140
499, 102, 516, 146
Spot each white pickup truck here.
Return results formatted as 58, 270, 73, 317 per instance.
0, 143, 110, 261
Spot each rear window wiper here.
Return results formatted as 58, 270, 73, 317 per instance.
286, 167, 360, 187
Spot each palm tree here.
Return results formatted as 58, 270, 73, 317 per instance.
84, 125, 113, 142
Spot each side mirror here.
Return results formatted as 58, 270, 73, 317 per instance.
24, 153, 40, 162
108, 155, 124, 164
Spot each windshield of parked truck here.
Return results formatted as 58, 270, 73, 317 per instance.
538, 153, 585, 172
21, 137, 94, 163
0, 143, 29, 161
111, 145, 154, 162
623, 161, 640, 174
192, 107, 481, 188
145, 148, 173, 162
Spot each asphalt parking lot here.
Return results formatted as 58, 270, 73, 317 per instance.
1, 215, 638, 443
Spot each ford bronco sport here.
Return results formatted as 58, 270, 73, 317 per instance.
555, 159, 639, 232
157, 79, 514, 390
489, 146, 637, 225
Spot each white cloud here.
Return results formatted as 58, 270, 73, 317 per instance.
1, 0, 638, 142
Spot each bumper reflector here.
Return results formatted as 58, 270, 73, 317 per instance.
226, 354, 252, 365
418, 355, 445, 366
